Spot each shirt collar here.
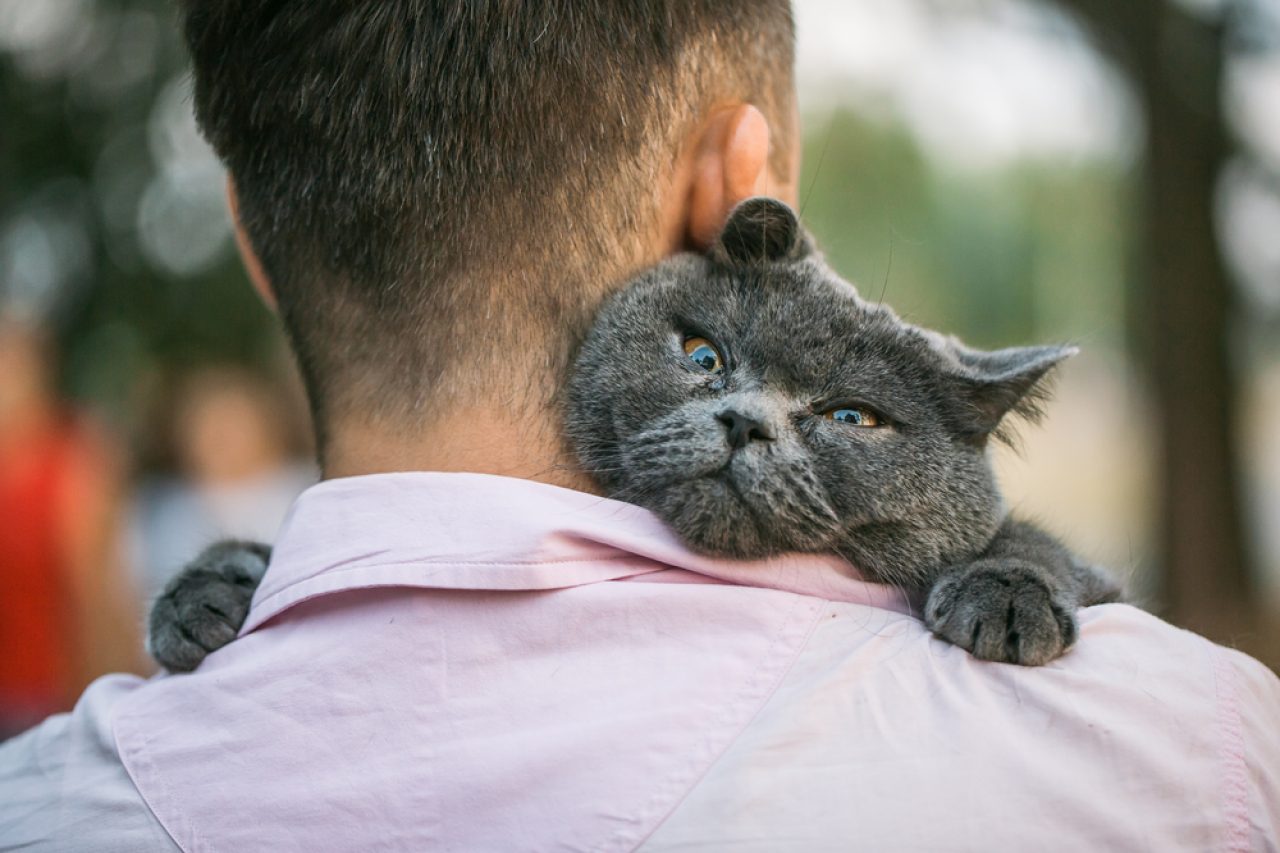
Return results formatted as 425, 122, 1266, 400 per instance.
244, 472, 911, 632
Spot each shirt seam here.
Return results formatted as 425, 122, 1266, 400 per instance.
113, 702, 201, 853
1213, 647, 1252, 853
624, 594, 827, 852
252, 554, 648, 610
244, 557, 668, 632
339, 553, 645, 568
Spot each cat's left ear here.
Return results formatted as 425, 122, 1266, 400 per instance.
710, 197, 813, 266
948, 343, 1077, 442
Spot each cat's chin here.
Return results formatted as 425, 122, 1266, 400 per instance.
648, 473, 834, 560
645, 475, 772, 559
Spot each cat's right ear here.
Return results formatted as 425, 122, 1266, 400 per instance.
710, 197, 812, 266
947, 343, 1077, 444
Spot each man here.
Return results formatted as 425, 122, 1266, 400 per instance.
2, 2, 1277, 851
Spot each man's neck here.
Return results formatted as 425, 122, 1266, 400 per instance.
321, 405, 600, 495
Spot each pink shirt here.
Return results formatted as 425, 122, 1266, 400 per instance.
2, 472, 1278, 851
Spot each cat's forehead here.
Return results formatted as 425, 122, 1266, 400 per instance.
665, 257, 928, 368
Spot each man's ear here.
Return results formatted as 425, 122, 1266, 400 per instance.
710, 197, 811, 266
947, 343, 1077, 442
684, 104, 773, 251
227, 177, 277, 312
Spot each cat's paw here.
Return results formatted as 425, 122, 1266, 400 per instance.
924, 560, 1077, 666
148, 541, 270, 673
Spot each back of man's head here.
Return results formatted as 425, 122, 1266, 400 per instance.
182, 1, 795, 451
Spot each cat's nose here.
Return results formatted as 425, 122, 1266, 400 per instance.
717, 409, 775, 450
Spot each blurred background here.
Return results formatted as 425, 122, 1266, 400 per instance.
0, 0, 1277, 732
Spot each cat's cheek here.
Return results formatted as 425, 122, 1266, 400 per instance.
807, 442, 917, 532
616, 406, 735, 490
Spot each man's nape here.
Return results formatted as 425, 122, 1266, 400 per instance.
312, 102, 799, 486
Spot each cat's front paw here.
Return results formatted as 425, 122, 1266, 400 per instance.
924, 560, 1076, 666
148, 541, 270, 672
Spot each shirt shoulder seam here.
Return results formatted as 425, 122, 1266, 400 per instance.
628, 595, 828, 851
114, 698, 199, 852
1213, 645, 1252, 853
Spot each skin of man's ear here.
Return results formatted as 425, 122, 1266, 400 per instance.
227, 178, 277, 313
678, 103, 799, 253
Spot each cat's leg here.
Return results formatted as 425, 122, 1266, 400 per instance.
923, 519, 1121, 666
148, 540, 270, 672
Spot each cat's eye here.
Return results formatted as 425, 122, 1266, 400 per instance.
825, 406, 883, 428
683, 337, 724, 374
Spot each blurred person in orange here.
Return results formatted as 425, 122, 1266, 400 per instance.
0, 317, 142, 739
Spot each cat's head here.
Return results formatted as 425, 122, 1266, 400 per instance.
566, 198, 1073, 588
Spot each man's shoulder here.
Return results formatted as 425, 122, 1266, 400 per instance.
1062, 602, 1279, 722
796, 597, 1270, 681
799, 599, 1278, 753
7, 587, 1275, 853
641, 600, 1280, 852
0, 674, 179, 852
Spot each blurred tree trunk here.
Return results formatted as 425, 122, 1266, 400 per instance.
1055, 0, 1256, 639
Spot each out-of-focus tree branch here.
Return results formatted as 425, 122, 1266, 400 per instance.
1052, 0, 1259, 643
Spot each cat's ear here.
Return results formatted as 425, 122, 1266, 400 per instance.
710, 197, 812, 266
948, 343, 1077, 442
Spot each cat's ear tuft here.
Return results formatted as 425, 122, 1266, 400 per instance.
949, 343, 1077, 443
711, 197, 811, 266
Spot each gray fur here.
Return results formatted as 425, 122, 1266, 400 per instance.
147, 540, 270, 672
147, 198, 1120, 671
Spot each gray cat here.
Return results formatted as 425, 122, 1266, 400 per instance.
149, 198, 1120, 673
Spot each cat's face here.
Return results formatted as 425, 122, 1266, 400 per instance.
566, 199, 1071, 588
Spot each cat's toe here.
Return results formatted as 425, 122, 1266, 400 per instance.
925, 561, 1076, 666
999, 581, 1075, 665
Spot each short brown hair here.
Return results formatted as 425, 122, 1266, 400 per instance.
182, 1, 795, 442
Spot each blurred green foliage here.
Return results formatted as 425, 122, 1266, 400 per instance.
798, 108, 1131, 352
0, 0, 278, 429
